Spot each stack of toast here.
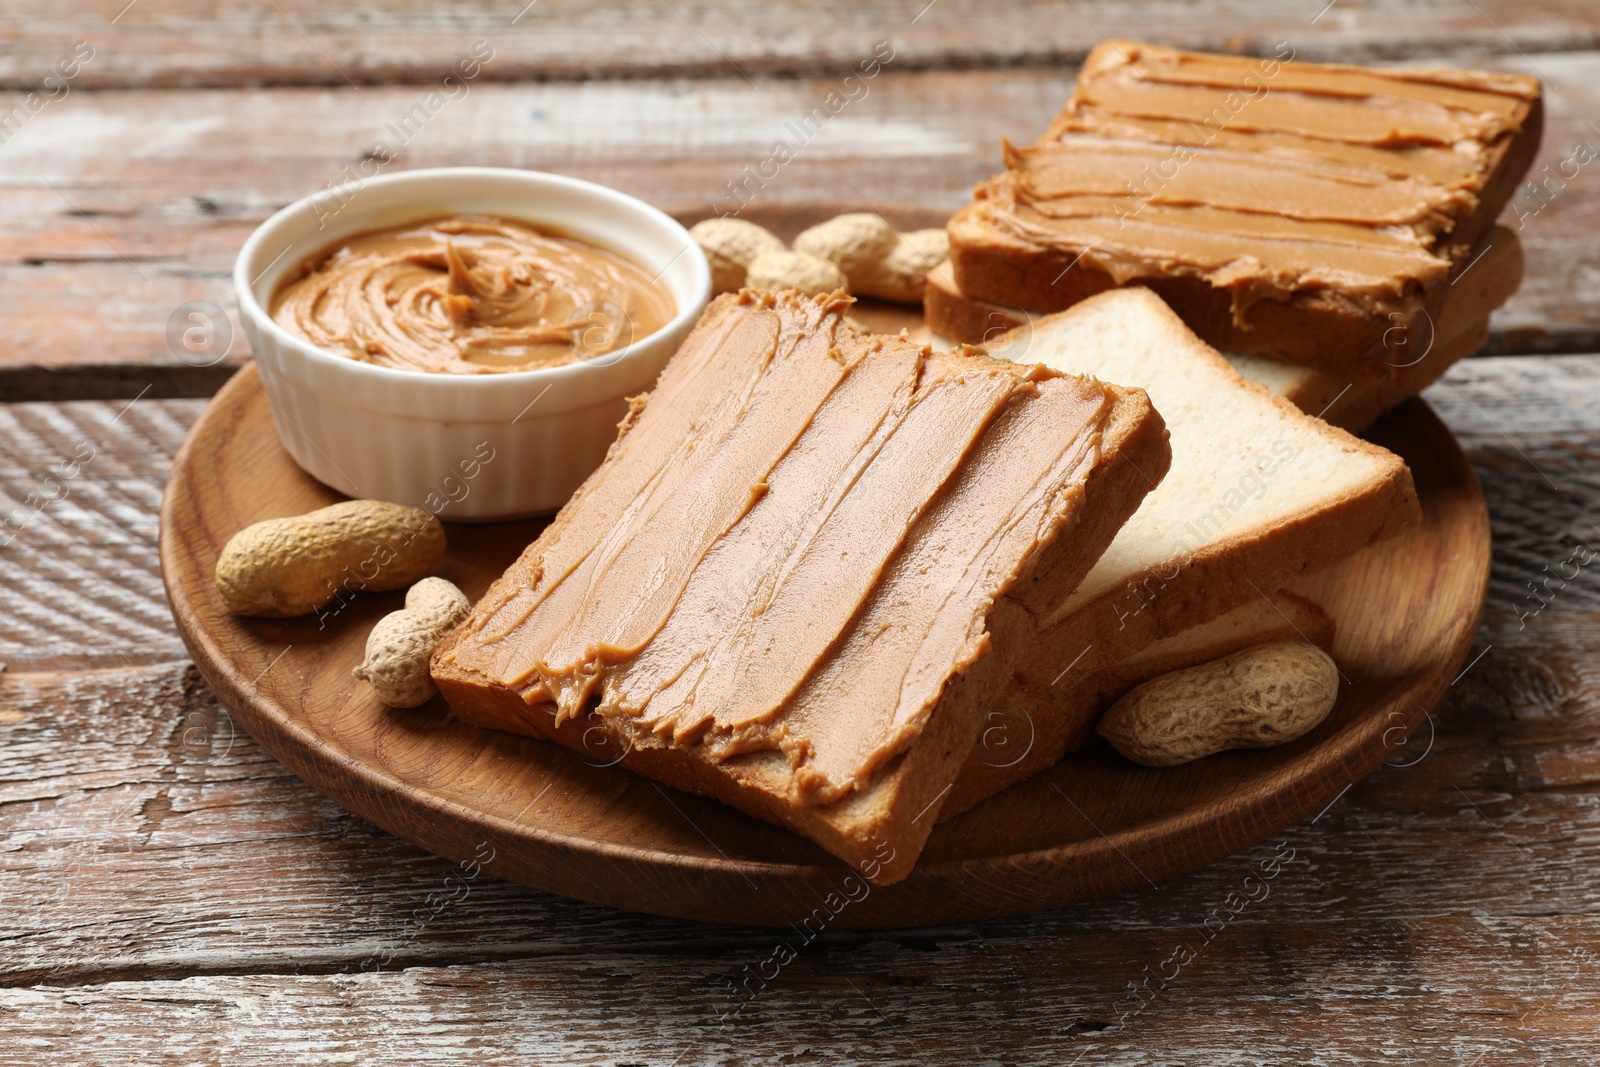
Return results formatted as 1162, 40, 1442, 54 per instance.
429, 282, 1419, 882
930, 41, 1540, 816
431, 42, 1541, 886
932, 40, 1539, 434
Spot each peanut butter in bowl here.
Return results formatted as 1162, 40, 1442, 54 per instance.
270, 214, 676, 374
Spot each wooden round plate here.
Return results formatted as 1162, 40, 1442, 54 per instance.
161, 204, 1489, 928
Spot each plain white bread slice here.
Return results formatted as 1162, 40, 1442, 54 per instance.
919, 305, 1486, 437
1041, 289, 1417, 628
945, 287, 1419, 811
921, 323, 1487, 436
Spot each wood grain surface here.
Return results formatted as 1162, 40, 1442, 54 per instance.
1, 356, 1596, 1060
6, 45, 1600, 398
2, 1, 1596, 89
7, 2, 1600, 1060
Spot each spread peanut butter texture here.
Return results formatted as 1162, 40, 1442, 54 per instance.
434, 291, 1122, 805
966, 41, 1540, 318
271, 214, 675, 374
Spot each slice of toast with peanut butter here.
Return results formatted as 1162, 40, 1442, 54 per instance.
947, 41, 1541, 384
431, 289, 1170, 885
925, 225, 1524, 435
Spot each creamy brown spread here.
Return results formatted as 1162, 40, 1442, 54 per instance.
967, 41, 1540, 319
271, 215, 675, 373
435, 291, 1114, 804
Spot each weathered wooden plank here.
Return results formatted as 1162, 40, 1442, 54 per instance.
2, 707, 1599, 1067
4, 51, 1600, 397
0, 69, 1063, 398
1, 9, 1596, 1055
4, 356, 1595, 673
1425, 357, 1600, 613
1488, 47, 1600, 355
0, 0, 1597, 90
4, 912, 1600, 1065
1, 606, 1597, 986
0, 350, 1588, 666
1, 356, 1598, 998
0, 397, 199, 672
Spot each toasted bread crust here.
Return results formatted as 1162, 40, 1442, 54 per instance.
929, 227, 1523, 434
947, 52, 1542, 384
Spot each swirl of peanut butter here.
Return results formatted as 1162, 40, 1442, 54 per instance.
271, 215, 675, 374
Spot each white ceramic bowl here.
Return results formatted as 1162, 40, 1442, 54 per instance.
233, 167, 711, 518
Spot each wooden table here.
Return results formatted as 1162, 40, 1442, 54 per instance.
4, 3, 1600, 1061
